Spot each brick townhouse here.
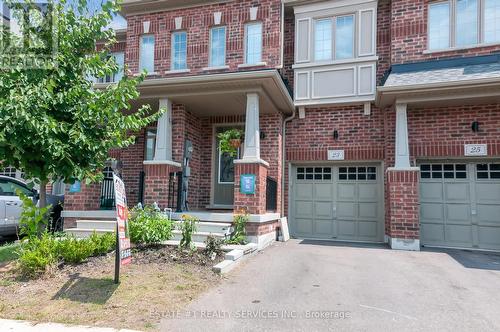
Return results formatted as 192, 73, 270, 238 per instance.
60, 0, 500, 251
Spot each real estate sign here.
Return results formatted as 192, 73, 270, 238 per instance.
113, 173, 131, 283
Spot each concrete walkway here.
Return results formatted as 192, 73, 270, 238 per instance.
0, 319, 140, 332
160, 239, 500, 332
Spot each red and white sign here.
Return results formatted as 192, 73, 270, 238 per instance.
113, 174, 131, 265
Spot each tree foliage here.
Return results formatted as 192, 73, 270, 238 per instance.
0, 0, 162, 198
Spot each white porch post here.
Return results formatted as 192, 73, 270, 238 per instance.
242, 93, 261, 162
394, 103, 411, 168
154, 98, 173, 161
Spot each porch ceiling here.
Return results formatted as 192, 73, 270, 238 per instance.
134, 70, 295, 117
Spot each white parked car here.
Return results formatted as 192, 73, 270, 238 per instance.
0, 175, 38, 236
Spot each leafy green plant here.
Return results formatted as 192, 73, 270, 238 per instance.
17, 233, 59, 277
204, 235, 225, 260
88, 232, 116, 256
178, 215, 199, 251
129, 205, 173, 245
217, 129, 243, 157
57, 236, 94, 264
17, 190, 52, 240
227, 213, 248, 245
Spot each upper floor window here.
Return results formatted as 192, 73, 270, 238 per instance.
145, 129, 157, 161
171, 31, 187, 70
429, 0, 500, 50
210, 26, 226, 67
98, 52, 124, 83
245, 22, 263, 64
313, 14, 354, 61
139, 35, 155, 73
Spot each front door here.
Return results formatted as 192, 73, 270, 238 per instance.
213, 126, 242, 207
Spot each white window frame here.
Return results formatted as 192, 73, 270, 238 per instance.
427, 0, 500, 51
209, 26, 227, 67
139, 34, 155, 73
171, 31, 188, 71
244, 22, 263, 64
312, 13, 356, 62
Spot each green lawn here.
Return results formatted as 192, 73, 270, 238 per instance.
0, 243, 20, 264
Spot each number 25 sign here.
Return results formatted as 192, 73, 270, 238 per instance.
464, 144, 488, 156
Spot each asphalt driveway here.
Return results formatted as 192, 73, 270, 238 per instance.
160, 240, 500, 332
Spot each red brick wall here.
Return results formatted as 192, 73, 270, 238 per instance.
386, 170, 419, 240
377, 0, 392, 83
391, 0, 500, 64
281, 13, 295, 88
143, 164, 180, 208
125, 0, 282, 78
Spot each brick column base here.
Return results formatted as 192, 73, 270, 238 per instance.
63, 182, 101, 229
386, 168, 420, 251
144, 163, 180, 209
234, 161, 268, 215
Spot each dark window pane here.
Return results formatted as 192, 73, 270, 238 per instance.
306, 168, 314, 173
323, 174, 331, 180
297, 174, 304, 180
297, 167, 304, 173
339, 167, 347, 173
491, 172, 500, 179
444, 172, 454, 179
358, 174, 366, 180
314, 174, 322, 180
368, 167, 376, 173
315, 167, 322, 173
348, 167, 356, 173
490, 164, 500, 171
420, 165, 430, 171
421, 172, 431, 179
348, 174, 356, 180
306, 174, 313, 180
477, 172, 489, 179
432, 172, 442, 179
455, 164, 466, 171
367, 174, 377, 180
444, 164, 454, 171
358, 167, 366, 173
477, 164, 488, 171
339, 174, 347, 180
432, 164, 442, 171
456, 172, 467, 179
323, 168, 332, 173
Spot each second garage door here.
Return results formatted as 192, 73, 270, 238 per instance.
420, 162, 500, 251
291, 165, 384, 242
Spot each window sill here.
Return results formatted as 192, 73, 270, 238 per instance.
238, 62, 268, 68
202, 65, 230, 71
134, 72, 159, 77
165, 69, 191, 74
423, 42, 500, 54
292, 56, 379, 69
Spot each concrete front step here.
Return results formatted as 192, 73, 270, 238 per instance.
65, 228, 114, 238
171, 230, 228, 243
75, 220, 116, 231
173, 220, 232, 235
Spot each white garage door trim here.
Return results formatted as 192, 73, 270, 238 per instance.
289, 163, 384, 243
419, 160, 500, 251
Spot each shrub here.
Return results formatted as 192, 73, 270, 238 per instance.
57, 236, 94, 264
204, 235, 224, 260
179, 214, 198, 250
227, 213, 248, 245
17, 233, 59, 277
129, 205, 174, 245
88, 232, 116, 256
17, 190, 52, 240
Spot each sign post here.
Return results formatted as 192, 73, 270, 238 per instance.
113, 173, 131, 284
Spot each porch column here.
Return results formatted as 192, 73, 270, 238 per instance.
394, 103, 410, 169
242, 93, 263, 163
154, 98, 173, 162
386, 102, 420, 251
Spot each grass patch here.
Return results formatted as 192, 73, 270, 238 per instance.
0, 243, 20, 264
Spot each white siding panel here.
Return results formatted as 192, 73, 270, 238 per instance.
312, 68, 355, 99
296, 19, 310, 62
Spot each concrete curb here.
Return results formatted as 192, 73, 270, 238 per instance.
0, 319, 141, 332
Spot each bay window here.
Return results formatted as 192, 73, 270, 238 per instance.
313, 14, 354, 61
314, 19, 332, 61
429, 0, 500, 50
335, 15, 354, 59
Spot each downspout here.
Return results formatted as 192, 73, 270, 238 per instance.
281, 108, 296, 217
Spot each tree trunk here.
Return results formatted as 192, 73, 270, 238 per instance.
39, 180, 47, 209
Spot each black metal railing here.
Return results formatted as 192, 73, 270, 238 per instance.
138, 170, 145, 206
168, 171, 181, 210
266, 177, 278, 212
100, 177, 115, 210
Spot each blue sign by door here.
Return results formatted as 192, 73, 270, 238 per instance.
69, 181, 81, 193
240, 174, 256, 195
